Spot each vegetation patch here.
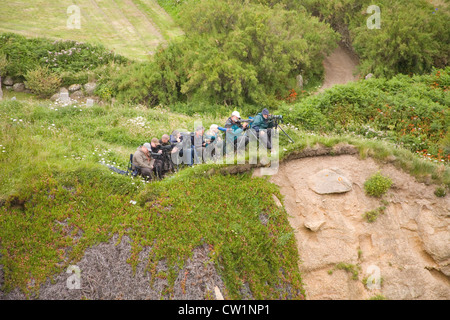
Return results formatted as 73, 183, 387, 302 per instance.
364, 172, 393, 197
434, 186, 447, 197
280, 68, 450, 163
328, 262, 361, 280
363, 206, 387, 223
0, 98, 304, 299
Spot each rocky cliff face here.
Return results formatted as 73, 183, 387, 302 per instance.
263, 153, 449, 300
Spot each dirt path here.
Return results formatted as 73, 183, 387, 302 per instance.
255, 151, 450, 300
319, 43, 360, 92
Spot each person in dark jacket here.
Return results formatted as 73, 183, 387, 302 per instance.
146, 138, 164, 178
157, 134, 179, 177
132, 143, 155, 179
252, 108, 275, 151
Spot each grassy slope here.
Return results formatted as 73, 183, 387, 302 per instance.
1, 93, 448, 299
0, 0, 183, 60
0, 97, 305, 299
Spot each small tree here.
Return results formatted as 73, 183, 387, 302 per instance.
0, 54, 9, 100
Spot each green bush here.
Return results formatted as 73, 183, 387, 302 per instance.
364, 172, 392, 197
24, 66, 62, 98
434, 187, 447, 198
0, 33, 128, 81
302, 0, 450, 78
104, 0, 337, 107
280, 68, 449, 162
363, 206, 386, 222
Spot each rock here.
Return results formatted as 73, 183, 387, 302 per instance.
59, 87, 69, 94
304, 219, 326, 232
416, 208, 450, 270
50, 93, 60, 101
59, 92, 70, 102
365, 73, 374, 80
307, 168, 352, 195
12, 83, 25, 92
214, 286, 224, 300
272, 194, 283, 208
68, 84, 82, 92
70, 90, 84, 100
5, 86, 13, 91
296, 74, 304, 89
3, 76, 13, 86
83, 82, 97, 95
85, 98, 94, 107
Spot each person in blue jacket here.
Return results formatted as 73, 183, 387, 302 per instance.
224, 111, 249, 153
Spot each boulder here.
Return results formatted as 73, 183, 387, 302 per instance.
13, 83, 25, 92
68, 84, 82, 92
304, 219, 326, 232
3, 76, 13, 86
415, 207, 450, 275
59, 92, 70, 102
59, 87, 69, 94
50, 93, 60, 102
83, 82, 97, 96
307, 168, 352, 195
70, 90, 84, 100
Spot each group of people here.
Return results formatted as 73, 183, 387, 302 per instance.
132, 108, 276, 180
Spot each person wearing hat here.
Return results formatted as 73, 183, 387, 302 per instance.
204, 124, 224, 162
224, 111, 249, 152
132, 142, 157, 179
252, 108, 275, 151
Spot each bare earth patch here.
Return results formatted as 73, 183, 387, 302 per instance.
259, 153, 450, 300
319, 42, 360, 92
0, 234, 225, 300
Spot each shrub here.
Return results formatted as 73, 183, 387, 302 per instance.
0, 33, 128, 80
434, 187, 447, 198
24, 66, 62, 98
363, 206, 386, 222
364, 172, 392, 197
282, 68, 449, 163
302, 0, 450, 78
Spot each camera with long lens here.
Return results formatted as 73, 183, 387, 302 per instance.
268, 115, 283, 122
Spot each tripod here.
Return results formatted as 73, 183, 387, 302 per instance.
271, 117, 295, 143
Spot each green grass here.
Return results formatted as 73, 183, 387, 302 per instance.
1, 95, 449, 299
0, 97, 305, 299
0, 0, 183, 60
